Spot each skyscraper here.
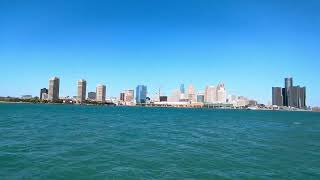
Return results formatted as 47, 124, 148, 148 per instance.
282, 88, 286, 106
187, 85, 196, 102
285, 78, 307, 109
40, 88, 48, 100
180, 84, 185, 94
96, 84, 106, 102
136, 85, 147, 104
272, 78, 306, 109
217, 83, 227, 103
288, 86, 306, 109
289, 86, 300, 108
48, 77, 60, 102
205, 86, 217, 103
285, 77, 293, 89
299, 87, 306, 109
272, 87, 283, 106
77, 79, 87, 104
284, 77, 293, 106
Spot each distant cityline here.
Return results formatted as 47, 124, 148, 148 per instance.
16, 76, 307, 110
39, 76, 258, 108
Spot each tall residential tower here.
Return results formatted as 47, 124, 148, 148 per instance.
77, 79, 87, 104
187, 85, 196, 102
217, 83, 227, 103
96, 84, 106, 102
48, 77, 60, 102
205, 86, 217, 103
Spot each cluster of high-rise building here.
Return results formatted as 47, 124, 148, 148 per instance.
205, 83, 227, 103
39, 77, 60, 103
119, 90, 135, 105
38, 77, 264, 108
40, 77, 107, 104
158, 83, 255, 108
39, 77, 149, 105
272, 78, 306, 109
166, 83, 228, 104
117, 86, 148, 105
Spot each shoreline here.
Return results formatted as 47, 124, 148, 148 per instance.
0, 101, 317, 113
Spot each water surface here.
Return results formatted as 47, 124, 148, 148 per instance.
0, 103, 319, 179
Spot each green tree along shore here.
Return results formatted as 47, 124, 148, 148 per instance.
0, 96, 116, 105
0, 97, 44, 103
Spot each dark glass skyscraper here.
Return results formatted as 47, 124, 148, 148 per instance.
272, 78, 306, 109
272, 87, 283, 106
40, 88, 48, 100
136, 85, 147, 104
284, 77, 293, 106
285, 78, 293, 89
282, 88, 286, 106
289, 86, 300, 108
299, 87, 306, 109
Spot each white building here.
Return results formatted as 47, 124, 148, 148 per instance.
228, 95, 249, 107
217, 83, 227, 103
123, 90, 134, 105
188, 84, 196, 103
41, 93, 48, 100
168, 89, 180, 102
236, 96, 250, 107
205, 86, 217, 103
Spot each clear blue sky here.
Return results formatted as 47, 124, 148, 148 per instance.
0, 0, 319, 106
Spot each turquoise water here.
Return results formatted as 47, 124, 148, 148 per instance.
0, 103, 320, 179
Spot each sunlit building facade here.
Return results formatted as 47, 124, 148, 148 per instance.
96, 84, 106, 102
205, 86, 217, 103
48, 77, 60, 102
77, 79, 87, 104
136, 85, 147, 104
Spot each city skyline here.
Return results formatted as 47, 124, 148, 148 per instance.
0, 75, 315, 107
1, 0, 319, 106
27, 76, 307, 109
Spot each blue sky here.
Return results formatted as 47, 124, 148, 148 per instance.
0, 0, 319, 106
